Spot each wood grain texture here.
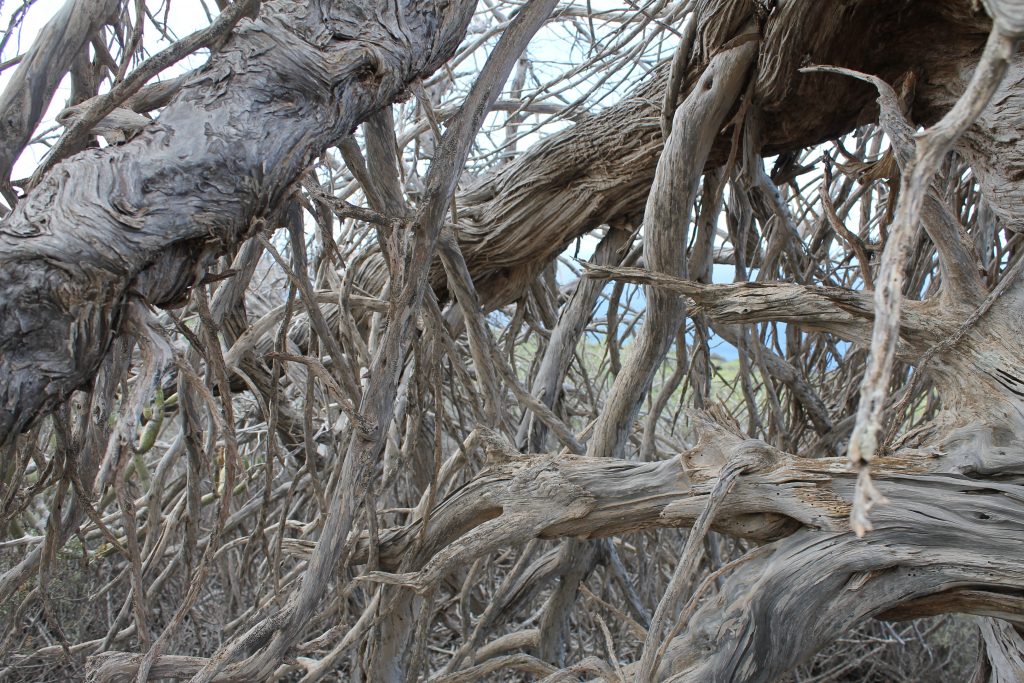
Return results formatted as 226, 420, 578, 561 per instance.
0, 0, 476, 445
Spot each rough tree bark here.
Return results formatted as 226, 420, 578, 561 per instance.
3, 0, 1024, 682
0, 0, 476, 445
0, 0, 119, 192
352, 0, 1017, 312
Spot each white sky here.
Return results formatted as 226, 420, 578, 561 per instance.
0, 0, 211, 179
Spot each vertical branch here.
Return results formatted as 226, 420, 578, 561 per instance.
844, 22, 1019, 536
193, 4, 562, 681
587, 31, 758, 459
516, 225, 633, 452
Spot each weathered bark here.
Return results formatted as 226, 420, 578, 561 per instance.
227, 5, 561, 682
583, 264, 959, 361
973, 618, 1024, 683
587, 27, 758, 460
342, 421, 1018, 586
0, 0, 1014, 446
351, 1, 1021, 315
399, 3, 1024, 676
0, 0, 476, 446
6, 2, 1024, 682
516, 225, 632, 451
310, 405, 1022, 680
655, 478, 1024, 681
948, 60, 1024, 232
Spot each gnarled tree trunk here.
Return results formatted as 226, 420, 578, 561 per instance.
2, 1, 1024, 682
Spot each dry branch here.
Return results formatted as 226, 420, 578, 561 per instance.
3, 2, 1024, 682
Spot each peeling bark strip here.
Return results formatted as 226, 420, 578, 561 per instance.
0, 0, 476, 445
846, 19, 1020, 535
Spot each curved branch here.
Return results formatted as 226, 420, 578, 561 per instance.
349, 2, 1009, 313
657, 477, 1024, 680
0, 0, 119, 189
0, 0, 476, 445
587, 29, 759, 459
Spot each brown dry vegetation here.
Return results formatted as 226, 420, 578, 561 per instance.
1, 0, 1023, 681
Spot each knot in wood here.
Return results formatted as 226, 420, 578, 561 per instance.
733, 439, 782, 473
473, 426, 520, 465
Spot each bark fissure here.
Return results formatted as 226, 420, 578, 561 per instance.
3, 1, 1024, 682
0, 0, 476, 445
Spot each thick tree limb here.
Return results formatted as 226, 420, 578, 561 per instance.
586, 29, 758, 459
846, 19, 1019, 535
655, 477, 1024, 681
583, 263, 954, 357
36, 0, 260, 183
349, 1, 1019, 315
185, 5, 562, 682
0, 0, 476, 446
85, 427, 1024, 681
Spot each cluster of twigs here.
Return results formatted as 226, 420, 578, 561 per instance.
0, 0, 1019, 680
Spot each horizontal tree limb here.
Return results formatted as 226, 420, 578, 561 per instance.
582, 263, 954, 357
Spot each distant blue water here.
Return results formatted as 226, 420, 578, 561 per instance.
556, 260, 744, 360
551, 249, 861, 368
